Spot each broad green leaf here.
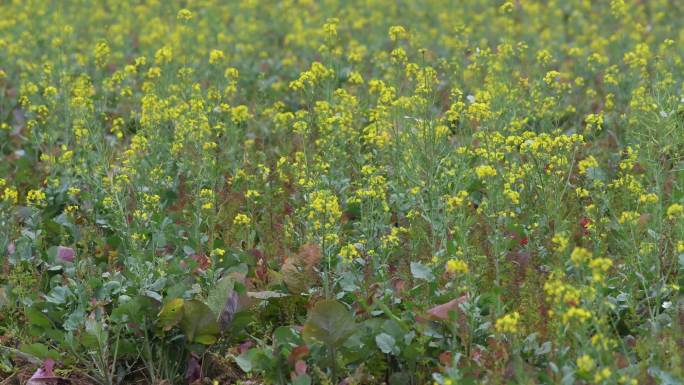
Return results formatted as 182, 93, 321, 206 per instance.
85, 318, 108, 344
235, 351, 253, 372
44, 286, 71, 304
158, 298, 185, 331
63, 308, 85, 331
410, 262, 434, 281
180, 300, 220, 345
375, 333, 398, 355
115, 339, 137, 357
205, 275, 235, 316
193, 333, 218, 345
111, 296, 158, 325
79, 331, 99, 348
206, 276, 238, 330
273, 326, 300, 348
302, 300, 355, 348
234, 348, 274, 373
19, 343, 60, 361
25, 307, 52, 329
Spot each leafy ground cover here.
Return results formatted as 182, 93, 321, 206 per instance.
1, 1, 684, 384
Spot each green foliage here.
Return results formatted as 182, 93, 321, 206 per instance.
1, 0, 684, 384
302, 300, 355, 348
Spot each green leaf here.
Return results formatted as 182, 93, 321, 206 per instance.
19, 343, 60, 361
247, 290, 288, 299
293, 374, 312, 385
205, 275, 237, 331
180, 300, 220, 345
273, 326, 300, 348
647, 367, 682, 385
234, 348, 273, 373
44, 286, 71, 304
410, 262, 434, 281
79, 331, 99, 349
158, 298, 184, 331
114, 339, 137, 357
389, 372, 411, 385
235, 351, 253, 372
206, 276, 234, 316
302, 300, 355, 348
111, 296, 158, 325
85, 318, 108, 345
25, 307, 52, 329
375, 333, 398, 355
193, 333, 218, 345
63, 308, 85, 331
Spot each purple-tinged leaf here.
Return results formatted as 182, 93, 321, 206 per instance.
57, 246, 74, 263
27, 359, 70, 385
184, 353, 201, 384
218, 291, 239, 331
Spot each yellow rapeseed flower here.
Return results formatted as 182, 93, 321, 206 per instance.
177, 9, 193, 20
446, 258, 468, 274
495, 311, 520, 333
233, 213, 251, 226
570, 247, 592, 266
209, 49, 224, 64
576, 354, 595, 373
339, 243, 360, 263
475, 164, 497, 179
26, 189, 47, 206
666, 203, 683, 219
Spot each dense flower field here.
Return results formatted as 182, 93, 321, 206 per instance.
1, 0, 684, 384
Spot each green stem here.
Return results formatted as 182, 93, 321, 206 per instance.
329, 344, 337, 383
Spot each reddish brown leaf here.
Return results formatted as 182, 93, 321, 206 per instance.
426, 297, 466, 321
439, 351, 452, 366
288, 345, 310, 366
281, 243, 322, 294
191, 253, 211, 272
298, 243, 322, 267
